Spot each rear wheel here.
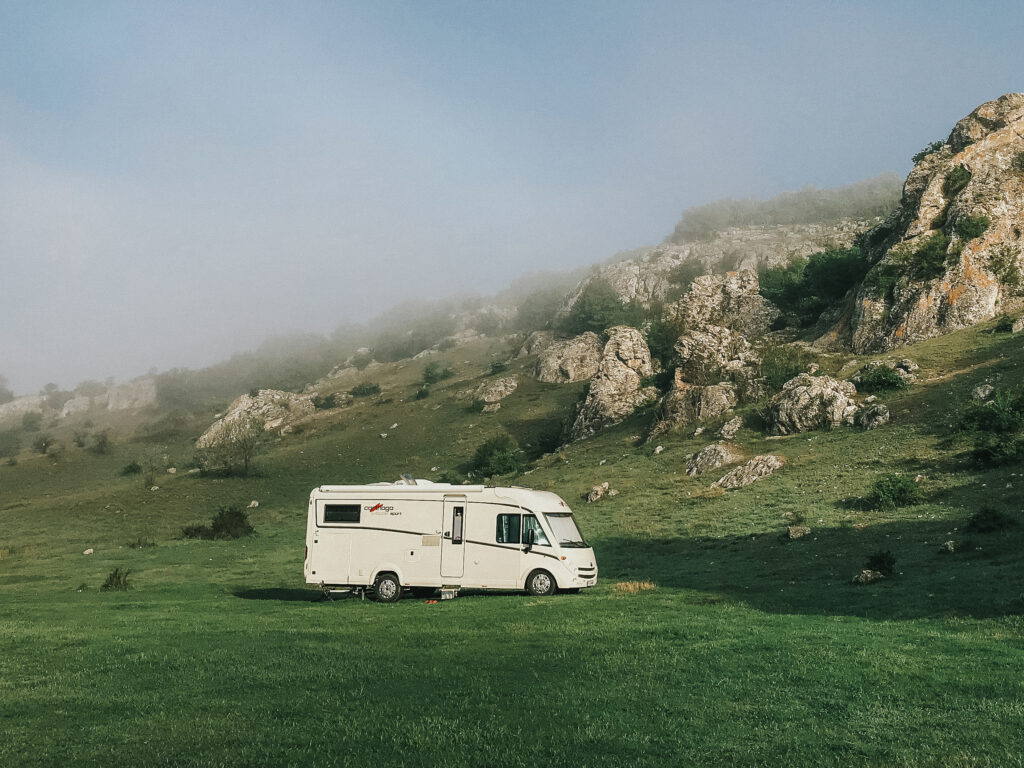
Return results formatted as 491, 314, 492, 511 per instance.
526, 569, 555, 596
373, 572, 402, 603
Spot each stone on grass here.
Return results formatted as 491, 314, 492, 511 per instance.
712, 455, 784, 489
854, 403, 890, 431
852, 569, 885, 585
686, 441, 743, 477
767, 374, 857, 435
787, 526, 811, 540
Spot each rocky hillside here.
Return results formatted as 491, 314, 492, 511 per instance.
823, 93, 1024, 352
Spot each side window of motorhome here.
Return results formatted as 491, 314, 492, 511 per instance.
452, 506, 464, 544
523, 515, 550, 546
496, 513, 521, 544
323, 503, 361, 524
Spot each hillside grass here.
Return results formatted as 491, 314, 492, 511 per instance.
2, 324, 1024, 766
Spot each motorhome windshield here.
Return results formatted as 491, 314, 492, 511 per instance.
543, 513, 587, 548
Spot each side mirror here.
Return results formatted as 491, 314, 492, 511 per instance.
523, 529, 535, 549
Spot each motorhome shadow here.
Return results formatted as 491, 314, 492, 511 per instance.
304, 479, 598, 602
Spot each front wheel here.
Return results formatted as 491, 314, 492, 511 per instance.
373, 572, 402, 603
526, 569, 556, 596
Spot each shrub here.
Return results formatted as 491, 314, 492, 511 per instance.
994, 314, 1015, 333
0, 430, 19, 459
858, 366, 908, 393
73, 430, 89, 448
989, 245, 1022, 289
955, 214, 990, 240
182, 505, 254, 540
350, 382, 381, 397
126, 538, 156, 549
664, 261, 704, 300
864, 550, 896, 578
489, 360, 509, 375
965, 506, 1018, 534
31, 434, 53, 454
422, 363, 454, 385
436, 470, 465, 485
645, 318, 685, 370
120, 460, 142, 476
970, 433, 1023, 467
912, 140, 944, 164
21, 411, 42, 432
559, 277, 638, 335
413, 385, 431, 400
1013, 151, 1024, 173
471, 433, 522, 477
943, 166, 971, 197
960, 389, 1024, 433
759, 247, 867, 326
312, 393, 337, 410
87, 430, 111, 455
100, 568, 131, 591
760, 344, 816, 394
912, 232, 952, 279
867, 474, 921, 510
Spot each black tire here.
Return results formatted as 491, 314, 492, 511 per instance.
373, 572, 402, 603
526, 569, 556, 596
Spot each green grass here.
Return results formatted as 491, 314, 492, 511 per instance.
2, 329, 1024, 766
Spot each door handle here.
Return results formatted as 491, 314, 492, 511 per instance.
443, 531, 451, 539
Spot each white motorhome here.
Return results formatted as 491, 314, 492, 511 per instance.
304, 479, 597, 601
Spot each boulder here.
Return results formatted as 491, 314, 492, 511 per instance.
972, 383, 995, 400
518, 330, 555, 358
674, 325, 760, 385
712, 454, 784, 489
686, 441, 743, 476
651, 372, 738, 437
196, 389, 315, 448
1013, 317, 1024, 333
719, 416, 743, 439
569, 327, 659, 440
767, 374, 858, 435
474, 376, 519, 412
852, 569, 885, 585
587, 482, 610, 502
787, 526, 811, 540
854, 403, 891, 431
534, 332, 604, 383
668, 270, 781, 337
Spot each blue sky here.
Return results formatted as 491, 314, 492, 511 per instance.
1, 0, 1022, 392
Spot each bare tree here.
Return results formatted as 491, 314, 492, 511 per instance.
201, 414, 266, 476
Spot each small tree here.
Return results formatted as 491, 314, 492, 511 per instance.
202, 414, 266, 475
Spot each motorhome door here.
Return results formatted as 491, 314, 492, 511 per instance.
441, 497, 466, 579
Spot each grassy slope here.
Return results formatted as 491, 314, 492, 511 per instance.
1, 327, 1023, 767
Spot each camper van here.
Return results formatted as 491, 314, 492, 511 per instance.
304, 479, 597, 601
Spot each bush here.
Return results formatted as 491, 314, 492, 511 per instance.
965, 506, 1018, 534
970, 433, 1023, 467
912, 140, 944, 164
100, 568, 131, 591
864, 550, 896, 577
436, 470, 465, 485
645, 318, 686, 371
760, 345, 816, 394
350, 382, 381, 397
489, 360, 509, 375
73, 430, 89, 448
126, 538, 156, 549
120, 460, 142, 476
1013, 151, 1024, 173
759, 247, 867, 326
867, 474, 921, 510
0, 430, 19, 459
87, 430, 111, 455
912, 232, 952, 279
994, 314, 1015, 333
960, 389, 1024, 433
31, 434, 53, 454
413, 385, 431, 400
858, 366, 908, 393
989, 245, 1022, 289
664, 261, 704, 300
312, 393, 337, 410
422, 363, 454, 385
21, 411, 42, 432
943, 166, 972, 197
955, 214, 990, 240
182, 505, 254, 540
471, 433, 522, 477
559, 277, 640, 335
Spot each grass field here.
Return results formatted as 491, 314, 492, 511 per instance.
2, 326, 1024, 766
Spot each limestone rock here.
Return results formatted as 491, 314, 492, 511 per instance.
106, 377, 157, 411
686, 441, 743, 476
854, 403, 891, 431
823, 94, 1024, 352
712, 454, 784, 489
787, 525, 811, 540
651, 371, 738, 437
82, 548, 94, 556
534, 332, 604, 383
518, 330, 555, 358
197, 389, 315, 448
474, 376, 519, 412
60, 396, 93, 418
587, 482, 610, 502
674, 324, 760, 385
654, 445, 664, 455
719, 416, 743, 439
569, 327, 658, 440
767, 374, 858, 435
668, 270, 781, 337
1013, 317, 1024, 333
972, 383, 995, 400
0, 395, 47, 425
939, 540, 956, 554
852, 569, 885, 585
248, 500, 259, 509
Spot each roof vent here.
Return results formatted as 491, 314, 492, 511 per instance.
400, 473, 417, 486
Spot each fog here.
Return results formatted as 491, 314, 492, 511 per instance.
2, 1, 1022, 394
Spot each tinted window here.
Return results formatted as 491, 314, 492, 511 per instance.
323, 503, 360, 523
452, 506, 464, 545
496, 513, 521, 544
523, 515, 550, 546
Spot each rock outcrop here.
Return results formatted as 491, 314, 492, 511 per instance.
823, 94, 1024, 352
767, 374, 858, 435
473, 376, 519, 413
569, 327, 659, 440
674, 324, 760, 385
533, 332, 604, 383
854, 403, 891, 431
686, 441, 743, 476
650, 372, 738, 436
667, 270, 781, 337
518, 330, 555, 357
0, 395, 46, 425
850, 358, 919, 386
712, 455, 784, 489
106, 378, 157, 411
197, 389, 315, 448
